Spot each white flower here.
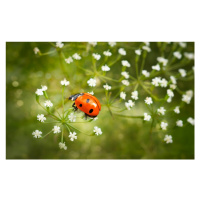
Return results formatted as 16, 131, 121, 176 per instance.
65, 57, 73, 64
59, 142, 67, 150
33, 47, 40, 54
68, 113, 76, 122
37, 114, 46, 122
35, 89, 43, 96
72, 53, 81, 60
157, 57, 168, 66
167, 89, 174, 97
93, 126, 102, 136
170, 84, 177, 90
182, 90, 193, 104
125, 100, 135, 110
41, 85, 47, 91
160, 78, 168, 87
179, 42, 187, 48
87, 91, 94, 95
118, 48, 126, 55
142, 46, 151, 52
144, 42, 150, 46
176, 120, 183, 127
61, 78, 70, 86
103, 50, 112, 56
157, 107, 166, 115
167, 97, 172, 103
92, 53, 101, 60
108, 42, 116, 47
32, 130, 42, 138
173, 51, 182, 59
164, 135, 173, 144
130, 91, 138, 101
44, 100, 53, 107
135, 49, 142, 55
152, 77, 161, 87
103, 84, 111, 90
178, 69, 187, 77
89, 42, 97, 47
122, 80, 130, 86
174, 106, 180, 114
184, 52, 194, 60
121, 71, 129, 79
56, 42, 64, 48
52, 126, 61, 134
144, 113, 151, 121
170, 76, 177, 84
187, 117, 194, 125
122, 60, 131, 67
69, 132, 77, 141
142, 70, 150, 77
144, 97, 153, 105
152, 64, 160, 71
120, 91, 126, 100
87, 78, 96, 87
101, 65, 110, 71
161, 122, 168, 130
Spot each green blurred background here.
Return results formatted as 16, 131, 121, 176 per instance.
6, 42, 194, 159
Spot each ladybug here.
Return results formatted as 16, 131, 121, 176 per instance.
69, 93, 101, 118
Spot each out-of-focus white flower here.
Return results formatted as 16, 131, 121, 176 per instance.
179, 42, 187, 48
69, 132, 77, 141
56, 42, 64, 48
131, 91, 139, 100
68, 113, 76, 122
187, 117, 194, 125
167, 97, 172, 103
88, 91, 94, 95
41, 85, 47, 91
118, 48, 126, 55
33, 47, 40, 54
157, 57, 168, 66
179, 69, 187, 77
121, 71, 129, 79
142, 70, 150, 77
144, 42, 150, 46
87, 78, 96, 87
93, 126, 102, 136
122, 60, 131, 67
37, 114, 46, 122
120, 91, 126, 100
174, 106, 180, 114
167, 89, 174, 97
44, 100, 53, 107
152, 77, 161, 87
176, 120, 183, 127
144, 97, 153, 105
135, 49, 142, 55
182, 90, 193, 104
122, 80, 130, 86
144, 113, 151, 121
92, 53, 101, 60
125, 100, 135, 110
184, 52, 194, 60
59, 142, 67, 150
101, 65, 110, 71
142, 46, 151, 52
32, 130, 42, 138
61, 78, 70, 86
103, 50, 112, 56
157, 107, 166, 115
89, 42, 97, 47
161, 122, 168, 130
170, 84, 177, 90
152, 64, 160, 71
72, 53, 81, 60
108, 42, 116, 47
103, 84, 111, 90
173, 51, 182, 59
65, 57, 73, 64
52, 126, 61, 134
160, 78, 168, 87
170, 76, 177, 84
164, 135, 173, 144
35, 89, 43, 96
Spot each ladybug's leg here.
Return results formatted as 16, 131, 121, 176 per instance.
72, 102, 78, 111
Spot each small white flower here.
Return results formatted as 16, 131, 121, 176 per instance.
41, 85, 47, 91
59, 142, 67, 150
184, 52, 194, 60
88, 91, 94, 95
118, 48, 126, 55
68, 113, 76, 122
103, 50, 112, 56
187, 117, 194, 125
37, 114, 46, 122
92, 53, 101, 60
103, 84, 111, 90
72, 53, 81, 60
161, 122, 168, 130
35, 89, 43, 96
135, 49, 142, 55
144, 42, 150, 46
131, 91, 139, 100
144, 97, 153, 105
173, 51, 182, 59
101, 65, 110, 71
142, 46, 151, 52
167, 89, 174, 97
122, 60, 131, 67
167, 97, 172, 103
152, 64, 160, 71
108, 42, 116, 47
121, 71, 129, 79
120, 91, 126, 100
65, 57, 73, 64
182, 94, 192, 104
176, 120, 183, 127
52, 126, 61, 134
174, 106, 180, 114
164, 135, 173, 144
93, 126, 102, 136
142, 70, 150, 77
170, 76, 177, 84
125, 100, 135, 110
32, 130, 42, 138
160, 78, 168, 87
61, 78, 70, 86
157, 107, 166, 115
157, 57, 168, 66
69, 132, 77, 141
179, 42, 187, 48
122, 80, 130, 86
152, 77, 161, 87
178, 69, 187, 77
144, 113, 151, 121
186, 90, 193, 98
89, 42, 97, 47
44, 100, 53, 107
87, 78, 96, 87
33, 47, 40, 54
56, 42, 64, 48
170, 84, 177, 90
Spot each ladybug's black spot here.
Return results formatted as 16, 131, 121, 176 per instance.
86, 99, 90, 103
79, 104, 82, 107
89, 109, 93, 113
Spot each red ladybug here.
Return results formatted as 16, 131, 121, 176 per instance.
69, 93, 101, 118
